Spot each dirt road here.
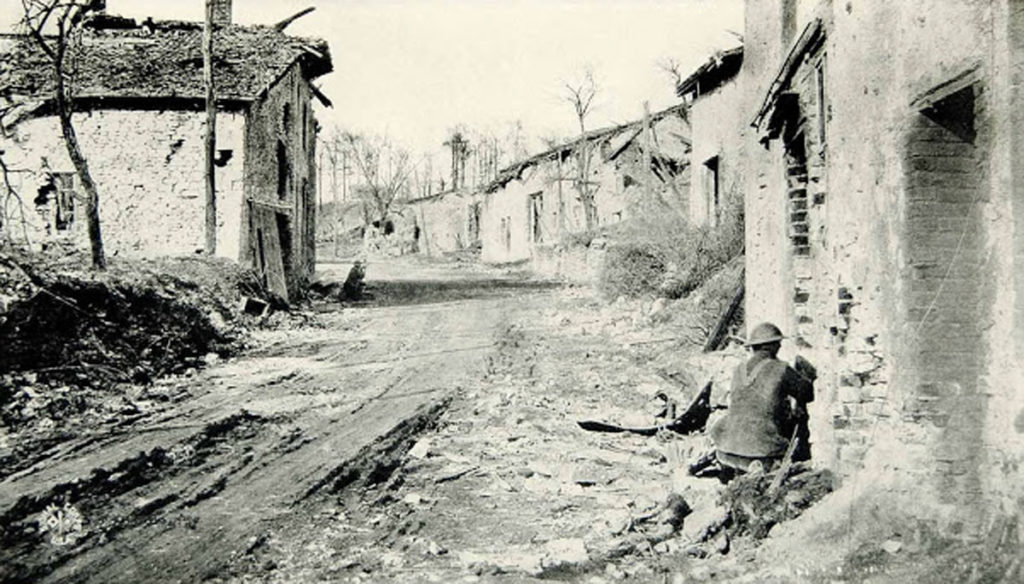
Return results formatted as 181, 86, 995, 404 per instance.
0, 258, 557, 583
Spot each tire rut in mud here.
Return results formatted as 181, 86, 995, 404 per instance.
302, 398, 452, 501
0, 411, 275, 584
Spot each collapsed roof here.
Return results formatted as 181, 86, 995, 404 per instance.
484, 103, 691, 194
675, 46, 743, 101
0, 14, 333, 125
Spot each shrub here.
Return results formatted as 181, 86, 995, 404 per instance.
596, 205, 744, 300
597, 243, 666, 298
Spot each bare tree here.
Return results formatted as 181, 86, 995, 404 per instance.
657, 57, 685, 88
317, 128, 353, 256
443, 127, 470, 191
20, 0, 106, 269
563, 69, 599, 230
342, 132, 412, 231
0, 150, 32, 247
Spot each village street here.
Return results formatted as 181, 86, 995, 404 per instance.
0, 258, 580, 583
2, 254, 821, 584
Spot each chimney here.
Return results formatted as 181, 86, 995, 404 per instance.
210, 0, 232, 26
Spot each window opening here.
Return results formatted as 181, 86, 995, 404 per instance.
528, 192, 543, 243
277, 141, 289, 200
703, 156, 720, 227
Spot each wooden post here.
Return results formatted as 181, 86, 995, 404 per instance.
203, 0, 217, 255
643, 101, 653, 191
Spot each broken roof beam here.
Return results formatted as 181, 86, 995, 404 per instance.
309, 82, 332, 108
274, 7, 316, 32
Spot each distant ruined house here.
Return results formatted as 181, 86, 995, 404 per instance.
0, 1, 332, 301
474, 105, 691, 267
676, 46, 744, 228
739, 0, 1024, 532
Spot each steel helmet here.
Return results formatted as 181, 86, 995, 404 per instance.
745, 322, 785, 347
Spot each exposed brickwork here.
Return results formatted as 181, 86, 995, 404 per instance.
744, 0, 1024, 532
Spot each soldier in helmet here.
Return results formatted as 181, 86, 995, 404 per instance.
342, 259, 366, 301
707, 322, 815, 475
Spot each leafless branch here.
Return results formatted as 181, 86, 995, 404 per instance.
341, 132, 413, 227
657, 57, 684, 87
0, 151, 33, 247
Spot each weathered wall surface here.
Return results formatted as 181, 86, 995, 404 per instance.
479, 114, 690, 268
689, 77, 745, 227
1, 109, 244, 260
410, 191, 483, 257
991, 0, 1024, 523
242, 61, 317, 298
742, 0, 793, 352
480, 165, 544, 264
744, 0, 1024, 532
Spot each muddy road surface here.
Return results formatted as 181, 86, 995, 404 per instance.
0, 258, 556, 583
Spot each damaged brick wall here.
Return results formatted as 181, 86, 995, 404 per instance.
744, 0, 1024, 532
1, 109, 245, 260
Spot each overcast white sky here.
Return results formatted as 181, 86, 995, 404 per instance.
1, 0, 743, 158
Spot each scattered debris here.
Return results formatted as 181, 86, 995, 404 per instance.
720, 462, 835, 540
577, 381, 711, 436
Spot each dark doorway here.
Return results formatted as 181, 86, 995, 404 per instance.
276, 213, 293, 294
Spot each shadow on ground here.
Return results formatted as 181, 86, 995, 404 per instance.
342, 278, 564, 309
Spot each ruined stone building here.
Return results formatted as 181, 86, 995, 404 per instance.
473, 106, 691, 267
0, 2, 332, 301
406, 187, 485, 258
737, 0, 1024, 532
677, 46, 745, 229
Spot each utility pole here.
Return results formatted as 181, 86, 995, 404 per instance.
203, 0, 217, 254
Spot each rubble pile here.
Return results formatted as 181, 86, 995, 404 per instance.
720, 462, 836, 540
0, 252, 268, 383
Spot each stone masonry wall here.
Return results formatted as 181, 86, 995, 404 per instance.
1, 109, 245, 261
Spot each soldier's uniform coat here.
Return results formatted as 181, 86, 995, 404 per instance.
710, 353, 814, 459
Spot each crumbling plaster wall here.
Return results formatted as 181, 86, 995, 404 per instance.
994, 0, 1024, 525
745, 0, 1024, 531
412, 192, 482, 257
743, 0, 794, 343
1, 109, 244, 260
480, 166, 543, 264
689, 77, 745, 227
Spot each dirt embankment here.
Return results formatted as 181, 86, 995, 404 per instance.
0, 252, 270, 480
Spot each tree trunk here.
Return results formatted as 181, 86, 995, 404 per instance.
55, 54, 105, 269
576, 141, 598, 231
